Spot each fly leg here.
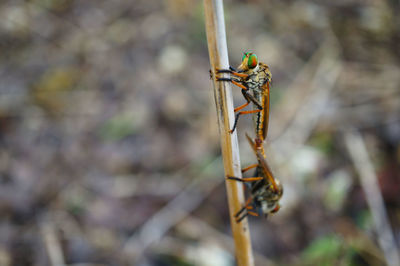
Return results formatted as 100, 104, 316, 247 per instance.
227, 175, 262, 223
216, 74, 263, 134
216, 68, 249, 78
216, 77, 254, 133
227, 176, 263, 223
234, 196, 252, 221
234, 196, 259, 223
236, 209, 259, 223
227, 176, 263, 182
229, 88, 264, 133
241, 163, 258, 173
230, 108, 261, 134
236, 212, 248, 223
217, 78, 262, 133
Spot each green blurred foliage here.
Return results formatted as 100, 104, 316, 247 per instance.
310, 132, 335, 155
301, 234, 355, 266
99, 113, 136, 141
32, 66, 81, 114
323, 170, 352, 212
153, 253, 195, 266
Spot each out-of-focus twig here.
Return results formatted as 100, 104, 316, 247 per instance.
181, 216, 276, 266
334, 218, 385, 265
270, 38, 331, 140
39, 216, 66, 266
271, 39, 342, 160
204, 0, 254, 265
344, 130, 400, 266
262, 32, 342, 213
122, 157, 224, 262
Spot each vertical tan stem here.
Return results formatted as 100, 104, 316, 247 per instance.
203, 0, 254, 265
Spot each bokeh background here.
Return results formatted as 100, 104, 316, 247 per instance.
1, 0, 400, 265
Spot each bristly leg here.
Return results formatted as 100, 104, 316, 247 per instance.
216, 81, 263, 134
216, 77, 240, 83
236, 211, 248, 223
232, 196, 256, 223
215, 69, 263, 134
227, 176, 263, 182
230, 109, 261, 134
234, 205, 247, 218
216, 69, 232, 74
216, 68, 248, 78
242, 90, 262, 110
228, 89, 263, 133
241, 163, 258, 173
235, 209, 258, 223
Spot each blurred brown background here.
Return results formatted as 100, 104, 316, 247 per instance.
1, 0, 400, 265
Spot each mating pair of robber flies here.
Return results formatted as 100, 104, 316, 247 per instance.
215, 52, 283, 223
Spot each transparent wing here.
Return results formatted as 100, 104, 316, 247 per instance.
245, 133, 279, 192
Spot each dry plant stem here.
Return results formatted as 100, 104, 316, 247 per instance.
40, 216, 66, 266
344, 130, 400, 266
183, 216, 276, 266
204, 0, 254, 265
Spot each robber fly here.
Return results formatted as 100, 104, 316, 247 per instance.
216, 52, 271, 140
228, 134, 283, 223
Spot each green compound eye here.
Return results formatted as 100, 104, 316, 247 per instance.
248, 54, 258, 68
242, 52, 248, 62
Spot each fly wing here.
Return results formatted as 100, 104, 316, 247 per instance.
257, 149, 279, 192
245, 133, 279, 192
245, 133, 258, 155
261, 82, 270, 141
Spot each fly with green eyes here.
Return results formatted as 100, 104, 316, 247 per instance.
227, 134, 283, 223
216, 52, 272, 141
